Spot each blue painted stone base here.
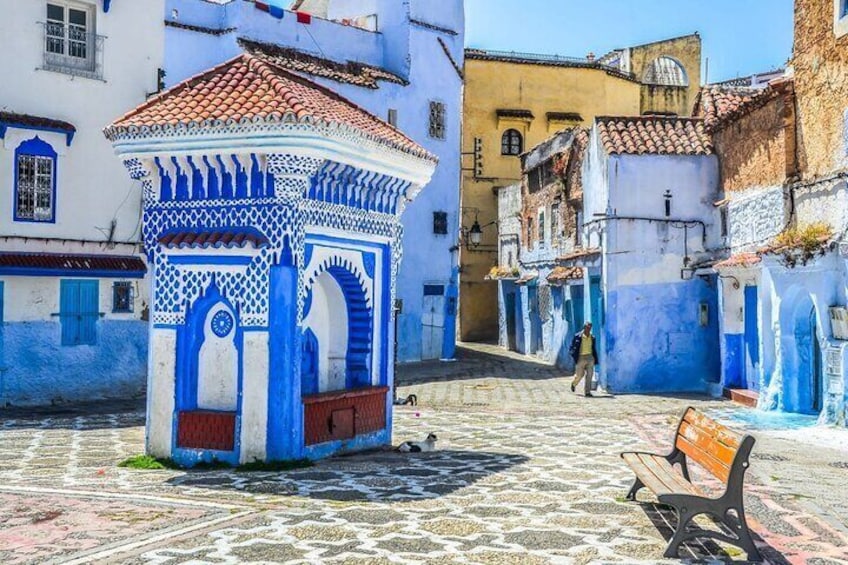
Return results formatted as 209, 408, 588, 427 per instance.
302, 428, 391, 461
604, 280, 720, 394
0, 320, 148, 407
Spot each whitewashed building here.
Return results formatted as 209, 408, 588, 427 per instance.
0, 1, 164, 406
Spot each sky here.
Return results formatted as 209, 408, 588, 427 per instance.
465, 0, 794, 83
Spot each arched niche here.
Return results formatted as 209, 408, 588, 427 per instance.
302, 265, 373, 393
643, 56, 689, 87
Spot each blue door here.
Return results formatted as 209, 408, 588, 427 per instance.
589, 276, 603, 335
743, 286, 760, 391
60, 280, 99, 346
571, 285, 585, 334
505, 291, 517, 351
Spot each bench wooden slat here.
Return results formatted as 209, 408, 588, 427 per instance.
675, 420, 738, 483
622, 452, 701, 497
677, 421, 738, 467
682, 408, 742, 449
677, 435, 731, 483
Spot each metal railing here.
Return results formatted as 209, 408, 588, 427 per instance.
41, 22, 105, 80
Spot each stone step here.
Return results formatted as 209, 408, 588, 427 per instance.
723, 387, 759, 408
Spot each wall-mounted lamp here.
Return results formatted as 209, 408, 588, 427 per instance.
461, 207, 496, 251
469, 220, 483, 247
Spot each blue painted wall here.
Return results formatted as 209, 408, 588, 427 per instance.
722, 333, 744, 389
164, 0, 464, 363
603, 278, 720, 393
0, 320, 147, 407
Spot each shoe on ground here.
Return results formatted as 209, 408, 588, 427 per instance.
585, 392, 593, 397
570, 382, 576, 393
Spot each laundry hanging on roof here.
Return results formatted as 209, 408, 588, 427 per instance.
296, 11, 312, 24
254, 1, 285, 19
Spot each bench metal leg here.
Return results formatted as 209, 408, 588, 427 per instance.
724, 507, 762, 562
625, 477, 644, 501
663, 508, 697, 559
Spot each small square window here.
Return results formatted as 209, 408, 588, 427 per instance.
113, 282, 134, 313
433, 211, 448, 235
429, 101, 446, 140
423, 284, 445, 296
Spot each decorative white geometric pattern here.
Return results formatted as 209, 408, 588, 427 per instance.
131, 154, 405, 329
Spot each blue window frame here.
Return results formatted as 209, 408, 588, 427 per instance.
14, 137, 57, 223
112, 281, 134, 313
60, 280, 99, 346
0, 281, 4, 323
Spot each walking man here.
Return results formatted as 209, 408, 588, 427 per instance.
570, 322, 598, 396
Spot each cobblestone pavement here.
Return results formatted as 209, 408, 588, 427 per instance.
0, 344, 846, 564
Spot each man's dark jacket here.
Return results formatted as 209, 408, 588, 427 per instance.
569, 331, 598, 364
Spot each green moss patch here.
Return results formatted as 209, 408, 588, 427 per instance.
118, 455, 181, 470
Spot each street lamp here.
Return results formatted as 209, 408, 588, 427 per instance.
469, 220, 483, 247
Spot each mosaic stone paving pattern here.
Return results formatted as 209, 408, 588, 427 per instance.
0, 344, 847, 564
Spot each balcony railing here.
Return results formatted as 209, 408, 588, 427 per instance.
41, 22, 105, 80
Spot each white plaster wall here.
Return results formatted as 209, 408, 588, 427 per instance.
147, 328, 176, 458
726, 185, 786, 252
240, 330, 269, 463
197, 303, 239, 411
581, 129, 610, 247
0, 273, 148, 322
795, 179, 848, 234
0, 0, 164, 243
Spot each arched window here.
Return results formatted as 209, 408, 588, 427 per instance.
15, 136, 57, 223
501, 129, 523, 156
643, 56, 689, 87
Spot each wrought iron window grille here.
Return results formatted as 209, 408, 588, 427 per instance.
41, 21, 106, 80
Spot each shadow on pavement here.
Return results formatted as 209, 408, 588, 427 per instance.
166, 449, 529, 503
396, 344, 570, 385
0, 398, 145, 430
639, 502, 790, 564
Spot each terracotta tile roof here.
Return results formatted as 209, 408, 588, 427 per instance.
497, 108, 534, 120
0, 253, 146, 276
239, 38, 407, 89
693, 84, 781, 132
558, 247, 601, 262
596, 116, 713, 156
714, 252, 762, 269
0, 111, 76, 133
515, 273, 538, 285
0, 111, 76, 144
465, 49, 637, 82
105, 54, 435, 162
159, 228, 270, 250
546, 266, 584, 284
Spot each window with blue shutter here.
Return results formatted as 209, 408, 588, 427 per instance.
60, 280, 98, 346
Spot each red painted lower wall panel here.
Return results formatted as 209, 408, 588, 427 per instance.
177, 410, 236, 451
303, 386, 388, 446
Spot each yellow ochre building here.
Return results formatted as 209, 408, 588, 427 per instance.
459, 34, 702, 341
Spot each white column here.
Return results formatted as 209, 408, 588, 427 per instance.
239, 331, 270, 463
147, 328, 176, 458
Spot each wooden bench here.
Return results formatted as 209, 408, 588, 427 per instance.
621, 407, 761, 561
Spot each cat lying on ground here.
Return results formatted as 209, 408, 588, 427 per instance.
393, 394, 418, 406
397, 432, 437, 453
